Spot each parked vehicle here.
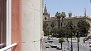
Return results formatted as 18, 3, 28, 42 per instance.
45, 45, 50, 48
51, 45, 57, 48
83, 37, 88, 41
88, 35, 91, 39
89, 42, 91, 47
56, 47, 61, 50
83, 35, 91, 41
45, 42, 47, 43
48, 40, 53, 43
46, 46, 49, 48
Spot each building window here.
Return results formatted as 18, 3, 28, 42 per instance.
45, 17, 47, 20
0, 0, 6, 49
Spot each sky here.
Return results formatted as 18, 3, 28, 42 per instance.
43, 0, 91, 17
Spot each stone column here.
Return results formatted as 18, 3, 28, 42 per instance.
22, 0, 43, 51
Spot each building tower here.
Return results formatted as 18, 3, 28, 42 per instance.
68, 12, 72, 18
84, 8, 86, 17
43, 4, 50, 21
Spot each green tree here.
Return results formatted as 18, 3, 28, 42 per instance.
52, 28, 58, 37
61, 12, 66, 27
59, 38, 65, 49
55, 12, 61, 29
44, 30, 49, 36
50, 21, 55, 35
43, 22, 48, 30
61, 27, 72, 37
43, 22, 48, 36
65, 21, 76, 36
77, 20, 90, 35
66, 21, 73, 29
62, 28, 71, 48
50, 21, 55, 29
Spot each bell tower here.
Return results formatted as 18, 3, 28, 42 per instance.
84, 8, 86, 17
43, 4, 50, 21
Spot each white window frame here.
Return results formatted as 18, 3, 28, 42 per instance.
6, 0, 11, 51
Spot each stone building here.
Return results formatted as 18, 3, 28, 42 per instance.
43, 5, 91, 34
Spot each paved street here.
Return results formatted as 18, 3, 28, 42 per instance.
42, 36, 91, 51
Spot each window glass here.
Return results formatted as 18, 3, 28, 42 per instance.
0, 0, 6, 49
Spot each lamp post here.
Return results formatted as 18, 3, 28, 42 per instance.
47, 27, 50, 40
77, 30, 80, 51
70, 26, 73, 51
71, 33, 73, 51
66, 34, 70, 50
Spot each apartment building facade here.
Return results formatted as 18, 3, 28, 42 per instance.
0, 0, 43, 51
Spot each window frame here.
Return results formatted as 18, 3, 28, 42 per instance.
6, 0, 11, 51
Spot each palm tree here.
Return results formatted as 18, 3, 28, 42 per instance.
59, 38, 65, 50
55, 12, 61, 29
61, 12, 66, 28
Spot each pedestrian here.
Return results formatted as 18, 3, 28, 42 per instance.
83, 40, 85, 43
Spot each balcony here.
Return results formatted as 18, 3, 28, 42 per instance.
0, 43, 17, 51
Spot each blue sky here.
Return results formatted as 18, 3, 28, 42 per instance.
43, 0, 91, 17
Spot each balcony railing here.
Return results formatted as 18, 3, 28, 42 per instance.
0, 43, 5, 47
0, 43, 17, 51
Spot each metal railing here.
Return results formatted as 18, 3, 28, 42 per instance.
0, 43, 17, 51
0, 43, 5, 47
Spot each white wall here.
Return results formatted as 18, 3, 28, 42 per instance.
22, 0, 43, 51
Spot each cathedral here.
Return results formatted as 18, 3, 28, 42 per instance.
43, 5, 91, 34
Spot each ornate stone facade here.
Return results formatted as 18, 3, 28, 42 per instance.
43, 5, 91, 34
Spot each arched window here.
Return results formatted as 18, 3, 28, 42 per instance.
45, 17, 47, 20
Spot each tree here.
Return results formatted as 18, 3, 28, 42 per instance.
50, 21, 55, 29
52, 28, 58, 37
43, 22, 48, 36
61, 12, 66, 27
61, 27, 71, 49
55, 12, 61, 29
66, 21, 77, 36
65, 21, 74, 51
77, 20, 90, 35
50, 21, 55, 35
59, 38, 65, 50
61, 27, 72, 37
43, 22, 48, 31
66, 21, 73, 29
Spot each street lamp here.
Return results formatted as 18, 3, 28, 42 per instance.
66, 34, 70, 50
77, 30, 80, 51
71, 33, 73, 51
70, 26, 73, 51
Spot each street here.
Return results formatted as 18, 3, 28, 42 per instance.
42, 36, 91, 51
